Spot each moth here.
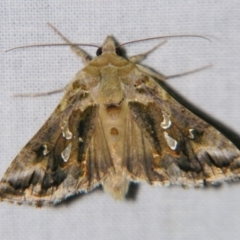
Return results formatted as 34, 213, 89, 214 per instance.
1, 25, 240, 207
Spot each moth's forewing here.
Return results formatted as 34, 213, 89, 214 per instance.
128, 75, 240, 187
0, 97, 101, 205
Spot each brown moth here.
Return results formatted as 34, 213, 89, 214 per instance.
1, 26, 240, 207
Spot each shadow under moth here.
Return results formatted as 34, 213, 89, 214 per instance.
1, 25, 240, 207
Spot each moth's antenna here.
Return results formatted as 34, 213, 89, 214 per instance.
5, 43, 99, 52
118, 35, 211, 48
6, 35, 210, 52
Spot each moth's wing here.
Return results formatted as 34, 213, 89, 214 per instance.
124, 70, 240, 188
0, 90, 114, 206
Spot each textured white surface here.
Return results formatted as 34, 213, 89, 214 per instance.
1, 1, 240, 240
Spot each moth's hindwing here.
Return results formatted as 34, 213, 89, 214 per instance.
1, 36, 240, 206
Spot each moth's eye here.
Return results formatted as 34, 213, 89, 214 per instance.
116, 48, 122, 56
96, 47, 102, 56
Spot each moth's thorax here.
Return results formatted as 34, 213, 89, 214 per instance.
85, 52, 135, 105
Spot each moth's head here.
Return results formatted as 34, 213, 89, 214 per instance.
96, 36, 122, 56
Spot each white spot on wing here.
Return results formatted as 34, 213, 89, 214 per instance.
61, 143, 72, 162
164, 132, 178, 150
42, 144, 49, 155
61, 121, 73, 140
188, 129, 195, 139
161, 111, 172, 129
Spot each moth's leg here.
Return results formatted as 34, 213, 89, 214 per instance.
137, 64, 212, 82
47, 23, 91, 65
165, 64, 212, 80
128, 40, 167, 63
136, 64, 166, 81
14, 88, 65, 98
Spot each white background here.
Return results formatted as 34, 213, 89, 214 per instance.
1, 1, 240, 240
